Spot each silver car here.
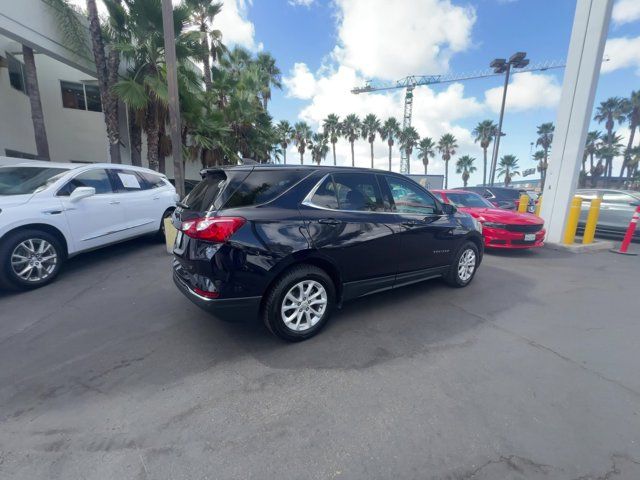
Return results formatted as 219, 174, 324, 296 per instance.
575, 189, 640, 238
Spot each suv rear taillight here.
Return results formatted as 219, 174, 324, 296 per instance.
180, 216, 245, 242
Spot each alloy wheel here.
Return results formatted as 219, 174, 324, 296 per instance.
281, 279, 328, 332
10, 238, 58, 283
457, 248, 476, 282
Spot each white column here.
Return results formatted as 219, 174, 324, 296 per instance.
540, 0, 613, 243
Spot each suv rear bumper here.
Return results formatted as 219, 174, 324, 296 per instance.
173, 272, 261, 321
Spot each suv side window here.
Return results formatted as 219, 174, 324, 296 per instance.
57, 168, 113, 196
331, 172, 383, 212
224, 169, 306, 209
309, 175, 340, 209
139, 171, 166, 189
384, 176, 438, 215
111, 170, 149, 192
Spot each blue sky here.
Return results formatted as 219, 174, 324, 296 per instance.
225, 0, 640, 186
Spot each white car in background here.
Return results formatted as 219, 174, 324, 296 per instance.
0, 162, 178, 290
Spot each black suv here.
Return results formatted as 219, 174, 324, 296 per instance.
172, 165, 483, 341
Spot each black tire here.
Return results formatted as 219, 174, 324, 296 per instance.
262, 265, 336, 342
0, 229, 64, 290
444, 241, 479, 288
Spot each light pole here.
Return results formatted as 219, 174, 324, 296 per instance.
489, 52, 530, 186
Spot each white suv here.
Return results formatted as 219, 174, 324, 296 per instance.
0, 162, 178, 289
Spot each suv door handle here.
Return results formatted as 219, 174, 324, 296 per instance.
318, 218, 342, 226
402, 220, 424, 227
109, 200, 121, 205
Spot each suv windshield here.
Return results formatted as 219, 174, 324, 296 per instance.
446, 192, 494, 208
0, 166, 68, 196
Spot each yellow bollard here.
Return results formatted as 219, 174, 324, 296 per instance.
563, 197, 583, 245
518, 194, 529, 213
164, 217, 178, 254
582, 197, 601, 244
534, 194, 542, 216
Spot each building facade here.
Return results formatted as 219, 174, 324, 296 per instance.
0, 0, 202, 179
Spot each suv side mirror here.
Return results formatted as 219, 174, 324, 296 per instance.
441, 203, 457, 215
70, 186, 96, 202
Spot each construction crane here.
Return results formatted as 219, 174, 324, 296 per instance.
351, 59, 566, 175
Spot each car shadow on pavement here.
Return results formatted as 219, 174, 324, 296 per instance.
219, 262, 536, 371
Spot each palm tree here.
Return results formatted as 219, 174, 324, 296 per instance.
398, 126, 420, 173
21, 45, 50, 160
584, 130, 602, 176
417, 137, 436, 175
322, 114, 341, 166
341, 114, 361, 167
535, 122, 554, 191
533, 150, 547, 188
621, 91, 640, 178
456, 155, 477, 187
472, 120, 497, 186
256, 52, 282, 110
361, 114, 381, 169
497, 154, 520, 187
113, 0, 199, 171
309, 132, 329, 165
275, 120, 294, 164
86, 0, 122, 163
437, 133, 458, 189
379, 117, 401, 171
594, 97, 629, 177
293, 121, 312, 164
185, 0, 223, 93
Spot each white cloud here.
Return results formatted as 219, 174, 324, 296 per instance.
602, 36, 640, 75
332, 0, 476, 81
612, 0, 640, 25
282, 63, 483, 173
484, 72, 562, 113
288, 0, 315, 6
215, 0, 259, 51
281, 0, 484, 177
283, 63, 318, 99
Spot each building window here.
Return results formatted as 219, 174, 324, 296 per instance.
60, 81, 102, 112
7, 53, 28, 95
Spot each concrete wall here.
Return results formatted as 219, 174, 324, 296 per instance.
0, 34, 109, 163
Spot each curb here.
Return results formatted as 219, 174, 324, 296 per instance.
544, 239, 616, 254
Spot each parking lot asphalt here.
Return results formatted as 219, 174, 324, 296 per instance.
1, 239, 639, 480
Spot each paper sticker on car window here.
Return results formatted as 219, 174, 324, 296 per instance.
118, 173, 141, 189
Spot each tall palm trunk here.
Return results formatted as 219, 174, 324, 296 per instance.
129, 105, 142, 166
589, 152, 594, 174
22, 45, 50, 160
444, 158, 449, 189
145, 97, 160, 171
370, 142, 374, 169
158, 120, 166, 174
282, 146, 287, 164
621, 124, 636, 177
201, 26, 212, 92
482, 146, 488, 186
86, 0, 121, 163
350, 141, 355, 167
300, 151, 303, 165
388, 141, 392, 171
332, 141, 337, 166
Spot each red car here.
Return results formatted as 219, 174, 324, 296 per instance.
432, 189, 546, 249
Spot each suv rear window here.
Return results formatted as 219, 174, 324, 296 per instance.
182, 172, 230, 212
223, 169, 306, 209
